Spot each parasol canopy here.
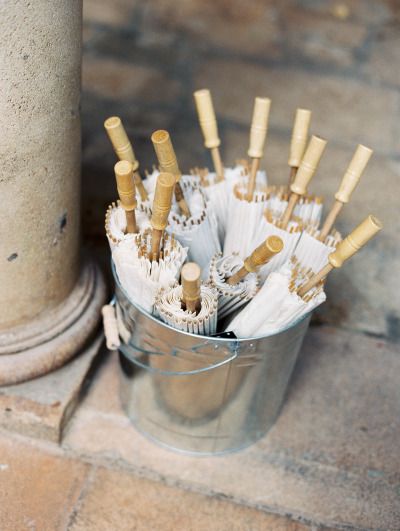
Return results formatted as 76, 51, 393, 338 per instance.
155, 262, 218, 335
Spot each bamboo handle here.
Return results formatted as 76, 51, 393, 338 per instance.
283, 135, 326, 228
174, 182, 191, 217
211, 147, 224, 181
193, 89, 220, 149
227, 236, 283, 285
114, 160, 136, 211
151, 130, 181, 181
328, 215, 382, 268
194, 89, 224, 180
104, 116, 138, 170
288, 166, 297, 186
150, 229, 162, 262
288, 108, 312, 168
105, 117, 148, 201
319, 145, 372, 240
151, 172, 176, 231
246, 97, 271, 200
152, 130, 191, 216
297, 215, 382, 296
280, 192, 300, 230
248, 97, 271, 159
318, 200, 343, 241
335, 144, 373, 203
290, 135, 327, 196
181, 262, 202, 314
297, 263, 333, 297
114, 160, 137, 233
282, 135, 326, 228
246, 158, 260, 201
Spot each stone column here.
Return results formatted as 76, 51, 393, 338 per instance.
0, 0, 105, 384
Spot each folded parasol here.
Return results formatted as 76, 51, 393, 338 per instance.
209, 235, 283, 320
227, 215, 382, 338
155, 262, 218, 335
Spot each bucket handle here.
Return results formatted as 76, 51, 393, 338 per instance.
119, 340, 239, 376
105, 298, 239, 375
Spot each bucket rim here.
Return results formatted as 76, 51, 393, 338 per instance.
111, 259, 310, 343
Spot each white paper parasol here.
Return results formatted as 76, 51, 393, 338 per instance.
155, 263, 218, 335
208, 253, 259, 320
112, 230, 187, 313
227, 215, 382, 338
209, 235, 283, 320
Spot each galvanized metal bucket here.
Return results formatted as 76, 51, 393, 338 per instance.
113, 264, 310, 455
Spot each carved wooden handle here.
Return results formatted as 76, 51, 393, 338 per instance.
193, 89, 221, 149
335, 144, 373, 203
329, 215, 382, 268
102, 305, 120, 350
290, 135, 327, 196
248, 97, 271, 159
151, 130, 181, 182
181, 262, 202, 313
151, 172, 176, 230
244, 235, 283, 272
104, 116, 139, 171
227, 236, 283, 284
288, 108, 311, 168
114, 160, 136, 211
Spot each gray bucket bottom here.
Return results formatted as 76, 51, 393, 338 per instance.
114, 267, 310, 455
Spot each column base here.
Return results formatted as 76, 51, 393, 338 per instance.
0, 260, 106, 386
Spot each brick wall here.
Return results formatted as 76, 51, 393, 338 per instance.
82, 0, 400, 339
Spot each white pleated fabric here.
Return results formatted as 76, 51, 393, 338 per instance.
226, 260, 326, 338
112, 232, 188, 313
154, 284, 218, 336
293, 229, 340, 273
208, 253, 259, 320
167, 182, 220, 278
192, 164, 267, 246
250, 216, 302, 281
265, 191, 324, 227
105, 202, 152, 251
223, 180, 269, 259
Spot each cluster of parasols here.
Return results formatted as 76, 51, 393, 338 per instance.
103, 89, 382, 340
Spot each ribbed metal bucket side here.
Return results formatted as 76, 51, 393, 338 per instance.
113, 267, 311, 455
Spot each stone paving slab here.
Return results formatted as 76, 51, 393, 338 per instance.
63, 327, 400, 529
0, 433, 89, 531
0, 431, 317, 530
68, 463, 311, 531
0, 334, 103, 443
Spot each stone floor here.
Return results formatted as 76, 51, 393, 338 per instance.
2, 0, 400, 529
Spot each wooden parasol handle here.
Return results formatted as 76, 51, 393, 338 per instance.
181, 262, 202, 314
151, 130, 191, 217
319, 144, 373, 241
114, 160, 137, 233
193, 89, 224, 180
288, 108, 312, 169
104, 116, 148, 201
297, 215, 382, 296
281, 135, 327, 229
246, 97, 271, 200
150, 172, 176, 261
227, 235, 284, 285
